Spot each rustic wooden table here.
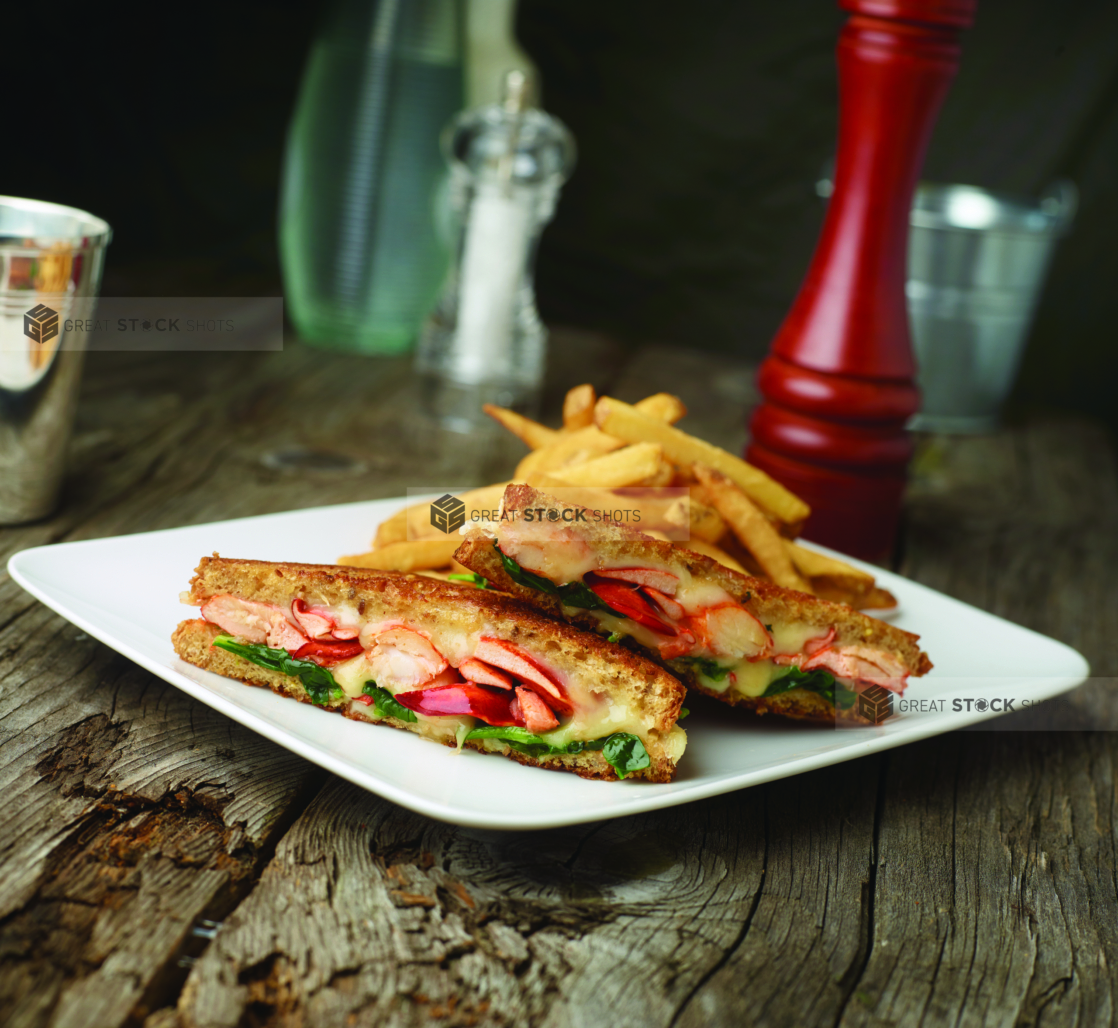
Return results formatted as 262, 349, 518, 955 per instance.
2, 336, 1115, 1028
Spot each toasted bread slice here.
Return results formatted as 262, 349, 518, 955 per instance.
173, 556, 686, 781
454, 486, 930, 723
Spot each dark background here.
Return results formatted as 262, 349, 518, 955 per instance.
8, 0, 1117, 434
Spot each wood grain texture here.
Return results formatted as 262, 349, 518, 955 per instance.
835, 419, 1118, 1027
174, 775, 770, 1028
0, 631, 319, 1028
1, 342, 1114, 1028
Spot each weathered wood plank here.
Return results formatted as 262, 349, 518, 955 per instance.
0, 630, 319, 1028
170, 775, 770, 1028
905, 420, 1118, 684
840, 732, 1118, 1028
163, 408, 1117, 1028
0, 332, 627, 1028
830, 418, 1118, 1027
673, 760, 880, 1028
3, 342, 1116, 1028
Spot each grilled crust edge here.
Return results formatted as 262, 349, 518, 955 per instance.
454, 538, 902, 724
460, 485, 931, 674
188, 553, 656, 665
172, 619, 677, 783
479, 485, 930, 674
685, 679, 867, 723
186, 554, 686, 735
169, 621, 675, 783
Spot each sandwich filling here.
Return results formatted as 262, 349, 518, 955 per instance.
488, 521, 912, 708
197, 592, 682, 777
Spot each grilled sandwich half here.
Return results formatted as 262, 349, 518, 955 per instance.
455, 486, 931, 723
173, 555, 687, 781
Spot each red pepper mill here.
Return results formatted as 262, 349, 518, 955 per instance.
747, 0, 977, 560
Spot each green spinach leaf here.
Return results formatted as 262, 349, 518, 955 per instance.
493, 542, 623, 615
673, 656, 732, 682
362, 682, 418, 722
213, 635, 339, 706
762, 666, 857, 709
464, 727, 652, 778
446, 572, 490, 589
494, 541, 559, 596
467, 725, 550, 745
465, 725, 562, 758
599, 733, 652, 778
557, 580, 622, 615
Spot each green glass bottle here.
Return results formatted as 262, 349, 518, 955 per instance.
280, 0, 463, 353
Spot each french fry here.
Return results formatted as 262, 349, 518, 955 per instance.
515, 392, 686, 478
373, 484, 509, 546
532, 442, 664, 489
810, 579, 866, 607
513, 425, 625, 478
594, 396, 810, 531
642, 459, 676, 487
688, 496, 728, 544
562, 384, 597, 431
693, 463, 812, 592
785, 541, 897, 609
633, 392, 687, 424
785, 541, 874, 591
373, 507, 410, 548
512, 485, 694, 539
860, 587, 898, 611
719, 535, 765, 577
482, 405, 559, 449
513, 392, 685, 478
676, 538, 748, 574
339, 537, 460, 572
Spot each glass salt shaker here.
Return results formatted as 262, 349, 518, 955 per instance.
415, 70, 575, 432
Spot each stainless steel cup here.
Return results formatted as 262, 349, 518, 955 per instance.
907, 181, 1076, 432
0, 197, 111, 522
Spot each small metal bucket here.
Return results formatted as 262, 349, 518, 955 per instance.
906, 181, 1076, 432
0, 197, 111, 522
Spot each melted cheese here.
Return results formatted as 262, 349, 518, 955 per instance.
770, 621, 827, 656
662, 724, 688, 762
272, 605, 662, 747
347, 698, 471, 745
498, 521, 598, 583
670, 656, 785, 696
210, 592, 682, 751
674, 580, 734, 614
537, 694, 648, 748
730, 659, 784, 697
333, 652, 374, 698
576, 607, 669, 652
500, 520, 697, 598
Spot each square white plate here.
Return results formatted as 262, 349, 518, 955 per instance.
9, 497, 1089, 830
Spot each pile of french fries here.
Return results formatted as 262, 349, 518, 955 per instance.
339, 386, 896, 610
